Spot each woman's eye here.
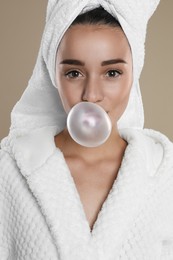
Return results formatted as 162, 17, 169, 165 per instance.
65, 70, 82, 78
106, 70, 121, 78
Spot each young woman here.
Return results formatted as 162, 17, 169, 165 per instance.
1, 1, 173, 259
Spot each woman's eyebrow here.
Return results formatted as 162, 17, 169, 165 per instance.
101, 59, 127, 66
59, 58, 127, 66
59, 59, 85, 66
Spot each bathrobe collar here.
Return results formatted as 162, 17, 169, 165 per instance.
7, 127, 173, 259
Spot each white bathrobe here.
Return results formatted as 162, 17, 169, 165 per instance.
1, 0, 173, 259
1, 127, 173, 259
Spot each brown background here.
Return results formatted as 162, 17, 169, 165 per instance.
0, 0, 172, 141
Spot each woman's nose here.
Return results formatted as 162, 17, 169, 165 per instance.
82, 78, 104, 103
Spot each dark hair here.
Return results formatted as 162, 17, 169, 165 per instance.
71, 6, 121, 28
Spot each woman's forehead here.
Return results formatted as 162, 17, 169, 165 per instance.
57, 24, 131, 59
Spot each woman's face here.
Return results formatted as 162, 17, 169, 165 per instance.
56, 24, 133, 126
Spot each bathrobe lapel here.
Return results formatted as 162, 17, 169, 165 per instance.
12, 128, 95, 259
90, 129, 160, 258
12, 128, 165, 259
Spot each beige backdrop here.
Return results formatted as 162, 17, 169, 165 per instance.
0, 0, 173, 141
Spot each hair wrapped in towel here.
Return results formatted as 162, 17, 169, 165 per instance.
1, 0, 160, 151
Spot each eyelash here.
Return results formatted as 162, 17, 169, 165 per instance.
65, 70, 82, 78
106, 70, 122, 78
65, 70, 122, 78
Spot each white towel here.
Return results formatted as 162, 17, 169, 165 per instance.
1, 0, 160, 149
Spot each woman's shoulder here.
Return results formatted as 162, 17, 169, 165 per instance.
141, 128, 173, 163
120, 128, 173, 176
120, 127, 172, 144
142, 128, 173, 145
141, 128, 173, 170
120, 127, 173, 153
0, 149, 21, 192
0, 127, 59, 177
0, 148, 16, 173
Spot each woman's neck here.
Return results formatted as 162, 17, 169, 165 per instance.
54, 127, 128, 164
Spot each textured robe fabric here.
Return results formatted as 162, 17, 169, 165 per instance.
1, 127, 173, 260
